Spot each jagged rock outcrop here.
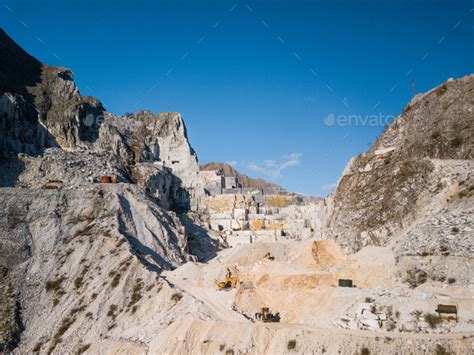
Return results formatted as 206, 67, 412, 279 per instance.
326, 75, 474, 253
97, 110, 204, 211
0, 28, 205, 210
0, 29, 105, 156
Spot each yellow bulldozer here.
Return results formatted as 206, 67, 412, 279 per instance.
217, 267, 239, 291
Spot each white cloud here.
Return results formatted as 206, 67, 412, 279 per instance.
321, 182, 337, 192
280, 153, 301, 170
248, 153, 302, 179
226, 160, 238, 167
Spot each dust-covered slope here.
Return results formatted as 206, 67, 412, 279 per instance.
0, 185, 216, 353
151, 239, 473, 355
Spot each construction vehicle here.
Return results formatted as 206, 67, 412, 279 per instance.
99, 175, 118, 184
263, 252, 275, 261
255, 307, 280, 323
436, 304, 458, 321
43, 180, 62, 190
100, 176, 112, 183
217, 267, 239, 291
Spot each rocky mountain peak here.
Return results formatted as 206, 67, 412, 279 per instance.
0, 29, 106, 154
327, 74, 474, 253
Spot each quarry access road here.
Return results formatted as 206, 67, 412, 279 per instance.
164, 274, 249, 323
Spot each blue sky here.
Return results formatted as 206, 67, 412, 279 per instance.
2, 0, 473, 195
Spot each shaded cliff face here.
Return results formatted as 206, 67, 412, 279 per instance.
327, 75, 474, 252
0, 29, 105, 156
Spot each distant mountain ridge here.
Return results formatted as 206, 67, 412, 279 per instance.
200, 162, 285, 192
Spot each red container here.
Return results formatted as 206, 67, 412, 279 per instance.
100, 176, 112, 183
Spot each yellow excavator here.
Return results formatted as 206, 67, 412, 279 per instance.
255, 307, 280, 323
217, 267, 239, 291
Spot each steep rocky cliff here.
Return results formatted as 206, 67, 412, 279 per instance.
0, 30, 215, 352
326, 75, 474, 253
96, 110, 203, 211
0, 28, 204, 209
0, 29, 104, 155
